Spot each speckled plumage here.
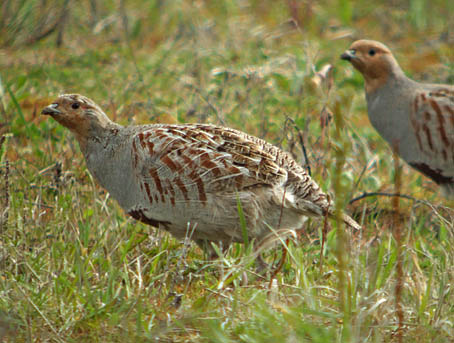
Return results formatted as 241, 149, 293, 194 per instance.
341, 40, 454, 198
42, 94, 360, 251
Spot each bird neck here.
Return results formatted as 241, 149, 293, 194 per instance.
364, 58, 406, 95
76, 121, 123, 157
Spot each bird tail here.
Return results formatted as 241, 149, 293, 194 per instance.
294, 199, 361, 230
322, 208, 361, 231
338, 212, 362, 231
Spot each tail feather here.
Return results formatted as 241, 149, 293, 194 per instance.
294, 199, 361, 230
325, 208, 361, 230
339, 213, 362, 231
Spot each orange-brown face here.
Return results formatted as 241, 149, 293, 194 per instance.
41, 94, 99, 137
341, 39, 398, 93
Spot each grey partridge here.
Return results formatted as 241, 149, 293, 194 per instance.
341, 40, 454, 198
42, 94, 360, 255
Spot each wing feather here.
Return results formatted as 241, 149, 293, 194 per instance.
131, 124, 289, 204
409, 87, 454, 183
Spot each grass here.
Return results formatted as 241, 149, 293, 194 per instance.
1, 0, 454, 341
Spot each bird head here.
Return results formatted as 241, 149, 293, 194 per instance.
341, 40, 402, 93
42, 94, 113, 135
42, 94, 115, 151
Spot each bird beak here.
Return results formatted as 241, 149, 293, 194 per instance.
41, 103, 61, 116
340, 49, 356, 61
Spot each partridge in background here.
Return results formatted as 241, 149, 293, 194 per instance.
42, 94, 360, 255
341, 40, 454, 199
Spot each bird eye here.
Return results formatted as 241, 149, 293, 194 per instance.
71, 102, 80, 109
368, 49, 376, 56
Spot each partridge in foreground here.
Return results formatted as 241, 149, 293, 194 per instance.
341, 40, 454, 198
42, 94, 360, 255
